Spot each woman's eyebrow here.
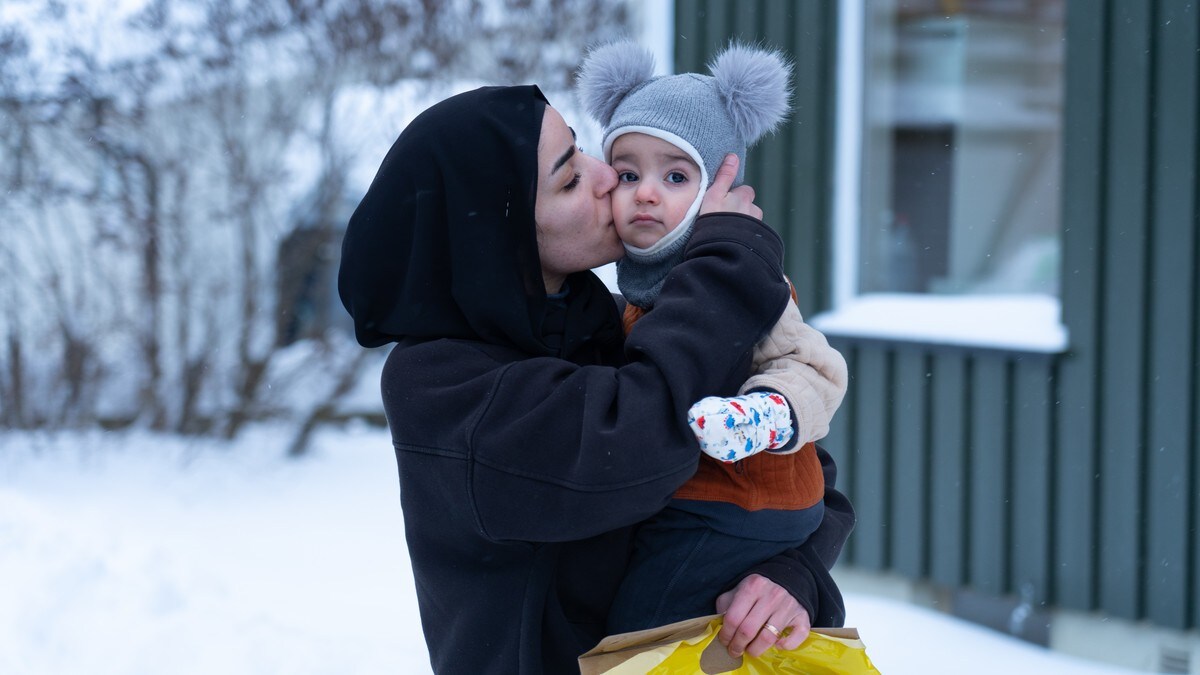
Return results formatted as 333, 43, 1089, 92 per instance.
551, 145, 576, 175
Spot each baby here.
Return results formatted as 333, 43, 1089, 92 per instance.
578, 40, 849, 633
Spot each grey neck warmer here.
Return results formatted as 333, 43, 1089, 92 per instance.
616, 221, 695, 309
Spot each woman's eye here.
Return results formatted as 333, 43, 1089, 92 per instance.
564, 172, 581, 190
618, 171, 638, 183
667, 171, 688, 184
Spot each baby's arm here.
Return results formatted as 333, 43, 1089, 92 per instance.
687, 391, 795, 462
740, 296, 848, 452
687, 297, 847, 463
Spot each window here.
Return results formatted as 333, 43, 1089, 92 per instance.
816, 0, 1068, 352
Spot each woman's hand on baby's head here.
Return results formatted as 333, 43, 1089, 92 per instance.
699, 154, 763, 220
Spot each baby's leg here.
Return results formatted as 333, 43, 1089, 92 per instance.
607, 508, 804, 633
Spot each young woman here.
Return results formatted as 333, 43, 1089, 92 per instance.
337, 85, 853, 674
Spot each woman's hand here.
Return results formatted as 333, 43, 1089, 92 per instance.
699, 154, 763, 220
715, 573, 811, 658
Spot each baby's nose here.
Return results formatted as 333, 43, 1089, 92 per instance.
635, 182, 659, 202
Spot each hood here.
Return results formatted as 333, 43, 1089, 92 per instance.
337, 85, 621, 363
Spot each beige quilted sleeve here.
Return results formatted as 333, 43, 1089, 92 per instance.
738, 297, 848, 451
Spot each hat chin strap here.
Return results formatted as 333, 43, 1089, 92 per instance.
603, 126, 708, 262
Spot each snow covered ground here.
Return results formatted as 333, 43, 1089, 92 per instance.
0, 425, 1152, 674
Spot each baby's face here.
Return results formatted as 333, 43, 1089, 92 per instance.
609, 133, 702, 249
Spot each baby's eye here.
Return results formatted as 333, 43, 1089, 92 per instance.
666, 171, 689, 184
618, 171, 639, 183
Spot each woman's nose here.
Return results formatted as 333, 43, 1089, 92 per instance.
592, 158, 617, 196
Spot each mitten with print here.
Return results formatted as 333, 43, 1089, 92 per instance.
686, 391, 795, 463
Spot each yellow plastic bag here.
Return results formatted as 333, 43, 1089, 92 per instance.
579, 615, 881, 674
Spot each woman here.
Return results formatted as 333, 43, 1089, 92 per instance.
338, 85, 853, 674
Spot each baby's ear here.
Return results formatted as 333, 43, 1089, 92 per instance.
576, 40, 656, 127
709, 42, 792, 145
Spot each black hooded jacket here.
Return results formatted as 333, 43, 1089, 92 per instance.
338, 86, 853, 674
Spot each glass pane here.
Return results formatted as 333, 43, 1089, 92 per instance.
859, 0, 1065, 296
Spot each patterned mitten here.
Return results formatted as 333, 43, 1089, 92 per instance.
687, 391, 795, 463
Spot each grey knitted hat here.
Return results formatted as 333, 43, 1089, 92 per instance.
578, 40, 791, 190
577, 40, 790, 306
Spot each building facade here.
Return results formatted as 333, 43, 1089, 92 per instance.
674, 0, 1199, 665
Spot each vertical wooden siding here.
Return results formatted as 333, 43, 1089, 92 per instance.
1056, 0, 1199, 629
675, 0, 1200, 630
674, 0, 838, 313
825, 344, 1057, 600
1144, 0, 1199, 629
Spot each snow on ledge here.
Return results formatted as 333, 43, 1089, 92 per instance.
810, 293, 1068, 354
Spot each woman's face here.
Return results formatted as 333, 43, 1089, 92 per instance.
534, 106, 621, 294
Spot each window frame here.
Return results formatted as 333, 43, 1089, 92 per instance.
812, 0, 1069, 354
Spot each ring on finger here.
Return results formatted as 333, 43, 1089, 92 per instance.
761, 622, 782, 639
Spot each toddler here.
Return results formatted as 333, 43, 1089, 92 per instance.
577, 40, 849, 632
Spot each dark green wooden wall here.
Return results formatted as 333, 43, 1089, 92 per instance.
674, 0, 838, 312
675, 0, 1200, 630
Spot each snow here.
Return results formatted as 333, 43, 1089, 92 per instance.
0, 425, 425, 674
810, 292, 1069, 354
843, 596, 1145, 675
0, 425, 1151, 674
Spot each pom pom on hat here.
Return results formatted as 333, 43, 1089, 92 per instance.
576, 40, 656, 128
710, 42, 792, 146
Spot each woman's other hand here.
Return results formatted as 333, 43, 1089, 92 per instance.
714, 573, 811, 658
699, 154, 763, 220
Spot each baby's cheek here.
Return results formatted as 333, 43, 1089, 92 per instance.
610, 198, 633, 221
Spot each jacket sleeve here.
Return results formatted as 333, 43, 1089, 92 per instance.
739, 297, 848, 449
466, 214, 791, 543
733, 444, 855, 627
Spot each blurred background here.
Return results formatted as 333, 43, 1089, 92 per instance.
2, 0, 1198, 673
0, 0, 639, 455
